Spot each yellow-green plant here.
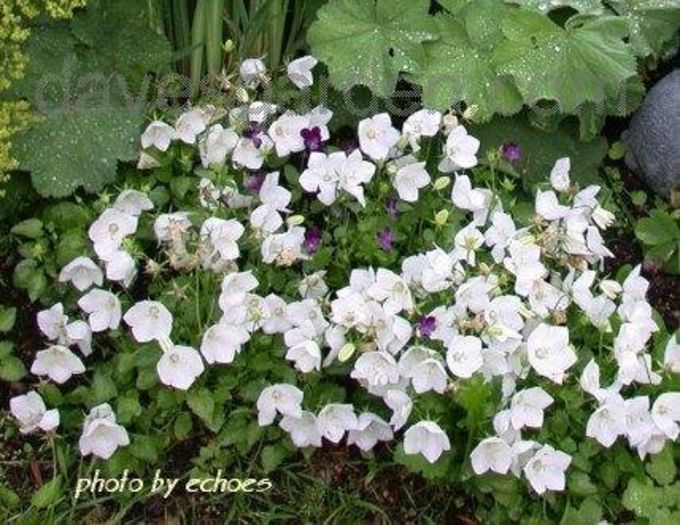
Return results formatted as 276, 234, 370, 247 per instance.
0, 0, 86, 195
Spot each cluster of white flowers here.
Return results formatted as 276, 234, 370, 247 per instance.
11, 57, 679, 496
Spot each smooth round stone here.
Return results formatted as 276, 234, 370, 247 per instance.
624, 69, 680, 203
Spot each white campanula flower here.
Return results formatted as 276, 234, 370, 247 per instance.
58, 256, 103, 292
471, 437, 513, 475
484, 211, 516, 262
523, 445, 571, 495
535, 190, 569, 221
66, 320, 93, 356
384, 389, 412, 430
446, 335, 484, 378
316, 403, 359, 443
218, 271, 259, 311
269, 112, 307, 157
37, 303, 69, 342
454, 276, 493, 315
154, 212, 192, 242
527, 278, 569, 319
402, 249, 455, 294
347, 412, 394, 451
175, 107, 210, 144
337, 150, 376, 207
393, 156, 430, 202
248, 101, 278, 124
88, 208, 138, 259
586, 396, 627, 447
351, 351, 400, 387
232, 134, 274, 170
664, 334, 680, 373
261, 294, 292, 334
287, 55, 318, 89
200, 322, 250, 364
157, 344, 205, 390
403, 420, 451, 463
579, 359, 607, 402
651, 393, 680, 440
79, 404, 129, 459
286, 298, 328, 333
250, 172, 291, 235
358, 113, 400, 162
280, 411, 322, 447
284, 327, 322, 373
113, 189, 154, 216
451, 175, 487, 211
411, 356, 448, 394
104, 250, 136, 287
141, 120, 175, 151
367, 269, 413, 315
31, 345, 86, 384
453, 223, 485, 266
526, 324, 576, 384
200, 218, 244, 261
10, 391, 59, 434
261, 226, 307, 266
137, 151, 160, 170
240, 58, 267, 87
622, 265, 649, 302
123, 300, 173, 342
221, 293, 270, 332
510, 387, 554, 430
298, 271, 329, 300
78, 289, 121, 332
549, 157, 570, 192
401, 109, 442, 151
199, 124, 238, 167
299, 151, 344, 205
438, 125, 479, 172
257, 384, 304, 426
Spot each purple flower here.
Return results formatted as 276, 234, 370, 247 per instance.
500, 142, 522, 163
304, 228, 322, 254
376, 228, 394, 251
385, 197, 399, 219
300, 126, 323, 152
417, 316, 437, 338
244, 122, 264, 148
245, 174, 265, 193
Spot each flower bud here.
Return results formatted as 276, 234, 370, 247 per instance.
463, 105, 480, 121
433, 176, 450, 190
235, 87, 249, 103
338, 343, 356, 363
222, 39, 234, 53
286, 215, 305, 227
434, 209, 449, 226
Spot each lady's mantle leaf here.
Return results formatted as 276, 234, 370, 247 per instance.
609, 0, 680, 58
493, 11, 637, 113
412, 11, 522, 119
307, 0, 437, 98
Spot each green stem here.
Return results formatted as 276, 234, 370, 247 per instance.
205, 0, 225, 76
191, 0, 207, 96
172, 0, 192, 76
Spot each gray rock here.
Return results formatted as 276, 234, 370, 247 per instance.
624, 69, 680, 202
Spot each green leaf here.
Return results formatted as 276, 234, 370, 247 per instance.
91, 370, 118, 403
187, 388, 215, 425
623, 477, 659, 517
129, 435, 160, 462
413, 10, 523, 119
493, 12, 638, 114
307, 0, 437, 98
609, 0, 680, 58
560, 498, 603, 525
636, 209, 680, 246
471, 115, 607, 188
31, 477, 62, 509
174, 413, 193, 440
646, 445, 677, 486
0, 486, 21, 509
11, 219, 44, 239
14, 106, 141, 198
0, 355, 27, 382
117, 394, 142, 424
509, 0, 604, 15
0, 306, 17, 332
261, 444, 290, 473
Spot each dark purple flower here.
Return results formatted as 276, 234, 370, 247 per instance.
339, 137, 359, 155
376, 228, 394, 251
385, 197, 399, 218
244, 122, 263, 148
304, 227, 322, 254
500, 142, 522, 163
245, 174, 265, 193
417, 316, 437, 338
300, 126, 323, 152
